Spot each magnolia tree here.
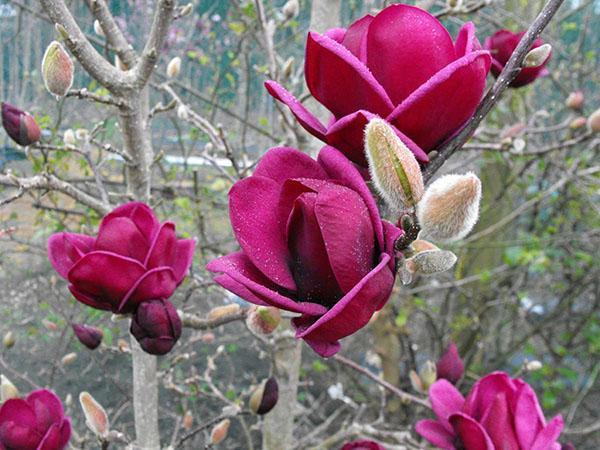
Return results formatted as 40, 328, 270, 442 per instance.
0, 0, 598, 449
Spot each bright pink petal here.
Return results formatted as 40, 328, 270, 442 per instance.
388, 51, 491, 152
37, 423, 60, 450
229, 175, 296, 291
324, 27, 346, 43
455, 22, 479, 57
464, 371, 516, 420
264, 81, 327, 140
254, 147, 328, 182
94, 216, 149, 262
26, 390, 64, 436
68, 251, 146, 308
366, 4, 456, 104
341, 15, 373, 62
317, 145, 384, 250
415, 419, 455, 449
514, 382, 547, 449
531, 416, 564, 450
47, 233, 95, 279
305, 31, 394, 118
293, 254, 394, 355
480, 392, 519, 450
429, 379, 466, 432
287, 192, 344, 304
0, 399, 39, 450
449, 413, 495, 450
121, 267, 177, 312
207, 252, 327, 316
314, 185, 375, 293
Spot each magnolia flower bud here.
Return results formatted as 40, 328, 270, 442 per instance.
447, 0, 463, 9
409, 370, 424, 393
117, 339, 130, 353
523, 43, 552, 68
75, 128, 89, 141
525, 360, 543, 372
417, 172, 481, 243
403, 249, 457, 282
166, 56, 182, 78
208, 304, 241, 321
500, 122, 525, 139
79, 391, 109, 437
588, 108, 600, 133
63, 128, 76, 146
565, 91, 584, 110
130, 299, 182, 355
1, 102, 41, 146
419, 361, 437, 391
409, 239, 438, 254
177, 104, 189, 120
249, 377, 279, 415
365, 118, 424, 210
182, 410, 193, 430
72, 324, 103, 350
93, 20, 105, 37
436, 342, 464, 384
2, 331, 15, 349
114, 54, 128, 71
201, 332, 215, 343
282, 57, 294, 79
246, 306, 281, 335
42, 41, 74, 98
61, 352, 77, 366
210, 419, 230, 445
1, 374, 19, 402
42, 318, 58, 331
569, 117, 587, 130
282, 0, 299, 19
180, 3, 193, 17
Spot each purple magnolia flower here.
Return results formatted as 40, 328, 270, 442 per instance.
47, 202, 195, 313
130, 298, 182, 355
341, 440, 386, 449
0, 389, 71, 450
416, 372, 564, 450
484, 30, 551, 88
207, 147, 401, 357
1, 102, 41, 146
72, 323, 103, 350
436, 342, 464, 385
265, 4, 491, 169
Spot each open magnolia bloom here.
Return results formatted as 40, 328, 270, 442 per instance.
265, 3, 491, 169
207, 147, 402, 357
47, 202, 195, 314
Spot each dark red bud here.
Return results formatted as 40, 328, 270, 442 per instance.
436, 342, 464, 385
249, 377, 278, 415
561, 443, 575, 450
72, 324, 103, 350
1, 102, 41, 146
130, 299, 182, 355
341, 440, 387, 450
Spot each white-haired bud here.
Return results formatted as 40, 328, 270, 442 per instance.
63, 129, 76, 146
365, 118, 424, 210
177, 104, 189, 120
166, 56, 182, 78
93, 20, 105, 37
79, 391, 109, 437
210, 419, 230, 444
180, 3, 193, 17
565, 91, 584, 110
282, 0, 300, 19
1, 374, 19, 402
419, 361, 437, 391
42, 41, 74, 98
523, 44, 552, 68
417, 172, 481, 243
525, 360, 543, 372
588, 108, 600, 133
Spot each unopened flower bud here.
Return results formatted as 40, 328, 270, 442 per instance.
523, 43, 552, 68
409, 239, 438, 255
75, 128, 89, 140
166, 56, 182, 78
365, 118, 424, 210
569, 117, 587, 130
210, 418, 230, 444
72, 324, 103, 350
61, 352, 77, 366
2, 331, 15, 349
63, 128, 76, 146
79, 391, 109, 437
588, 108, 600, 133
246, 306, 281, 335
419, 361, 437, 391
409, 369, 424, 393
417, 172, 481, 243
1, 374, 19, 402
565, 91, 584, 110
447, 0, 463, 9
131, 299, 182, 355
282, 0, 299, 19
282, 57, 294, 79
182, 410, 193, 430
93, 20, 105, 37
201, 332, 215, 343
525, 360, 543, 372
42, 318, 58, 331
208, 304, 241, 321
117, 339, 130, 353
114, 54, 128, 71
177, 104, 189, 120
42, 41, 74, 98
1, 102, 41, 146
249, 377, 279, 415
436, 342, 464, 384
180, 3, 193, 17
500, 122, 525, 139
404, 249, 457, 277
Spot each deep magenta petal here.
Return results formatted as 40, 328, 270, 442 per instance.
26, 390, 64, 436
305, 31, 394, 118
213, 274, 271, 307
264, 81, 327, 140
121, 267, 177, 313
464, 372, 517, 420
145, 222, 177, 269
366, 4, 456, 104
388, 50, 491, 152
0, 399, 38, 450
94, 216, 149, 262
68, 285, 114, 311
455, 22, 478, 57
229, 175, 296, 291
449, 413, 495, 450
480, 392, 520, 450
341, 14, 373, 61
99, 201, 159, 241
415, 420, 455, 450
47, 233, 95, 279
514, 382, 547, 448
254, 146, 328, 182
171, 239, 195, 284
530, 416, 564, 450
